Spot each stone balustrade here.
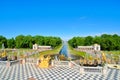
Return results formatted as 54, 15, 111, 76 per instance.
0, 61, 7, 66
52, 60, 70, 66
52, 60, 105, 74
80, 66, 103, 74
0, 60, 20, 67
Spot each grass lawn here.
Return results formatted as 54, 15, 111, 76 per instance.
68, 44, 86, 58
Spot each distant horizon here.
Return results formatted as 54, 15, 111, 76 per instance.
0, 0, 120, 40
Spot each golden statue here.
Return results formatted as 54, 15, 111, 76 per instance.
39, 55, 51, 68
101, 52, 107, 63
2, 50, 7, 57
59, 54, 66, 60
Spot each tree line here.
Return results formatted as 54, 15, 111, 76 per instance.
0, 35, 62, 49
68, 34, 120, 51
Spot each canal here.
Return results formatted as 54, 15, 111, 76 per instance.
59, 41, 81, 60
59, 41, 69, 57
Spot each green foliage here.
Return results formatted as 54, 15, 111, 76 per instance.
33, 35, 44, 45
22, 35, 33, 48
0, 35, 62, 49
84, 36, 93, 46
15, 35, 62, 48
68, 37, 85, 48
15, 35, 25, 48
68, 34, 120, 51
7, 38, 15, 48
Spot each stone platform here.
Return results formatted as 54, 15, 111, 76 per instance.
0, 63, 120, 80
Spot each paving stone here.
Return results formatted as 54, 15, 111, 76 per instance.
0, 63, 120, 80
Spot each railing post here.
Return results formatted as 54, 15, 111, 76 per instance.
6, 61, 10, 67
80, 67, 84, 74
102, 64, 108, 75
51, 60, 54, 66
69, 62, 72, 68
22, 59, 25, 64
36, 59, 39, 66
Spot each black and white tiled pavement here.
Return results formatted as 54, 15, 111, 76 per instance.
0, 63, 120, 80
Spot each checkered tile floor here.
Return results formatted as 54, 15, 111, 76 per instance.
0, 63, 120, 80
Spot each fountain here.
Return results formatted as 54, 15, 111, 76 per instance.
0, 50, 19, 67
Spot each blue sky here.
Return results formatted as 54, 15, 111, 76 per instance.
0, 0, 120, 40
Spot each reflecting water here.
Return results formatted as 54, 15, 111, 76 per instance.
59, 41, 68, 57
59, 41, 81, 60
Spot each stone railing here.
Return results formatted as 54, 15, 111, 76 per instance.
52, 60, 70, 66
50, 60, 108, 75
0, 61, 7, 66
0, 60, 20, 67
10, 60, 20, 66
80, 66, 103, 74
25, 58, 37, 63
70, 61, 108, 75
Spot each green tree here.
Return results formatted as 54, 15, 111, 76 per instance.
93, 36, 101, 44
7, 38, 15, 48
33, 36, 62, 48
33, 35, 44, 45
68, 34, 120, 51
84, 36, 93, 46
15, 35, 25, 48
76, 37, 85, 46
22, 35, 33, 48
